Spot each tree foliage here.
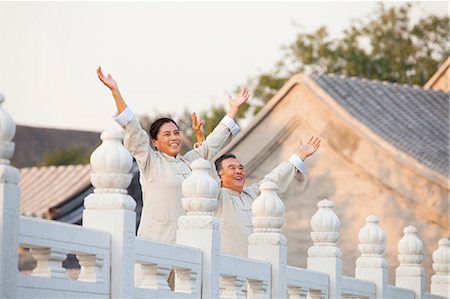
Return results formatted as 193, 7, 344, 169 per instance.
38, 147, 91, 166
251, 3, 449, 108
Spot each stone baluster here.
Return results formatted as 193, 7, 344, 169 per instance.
220, 275, 246, 299
30, 247, 67, 278
248, 181, 286, 299
307, 199, 342, 298
287, 286, 308, 299
430, 238, 450, 296
308, 289, 326, 299
77, 253, 104, 283
355, 215, 387, 299
174, 267, 198, 294
176, 158, 220, 298
395, 225, 425, 298
248, 279, 268, 299
0, 93, 20, 299
139, 263, 171, 290
83, 129, 135, 299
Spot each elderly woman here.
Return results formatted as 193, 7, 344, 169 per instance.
97, 66, 249, 243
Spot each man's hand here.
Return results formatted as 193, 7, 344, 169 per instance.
97, 66, 119, 92
191, 112, 205, 144
227, 88, 250, 119
298, 136, 321, 161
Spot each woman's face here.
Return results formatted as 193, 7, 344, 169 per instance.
152, 122, 183, 156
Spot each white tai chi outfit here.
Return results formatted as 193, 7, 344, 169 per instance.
115, 107, 240, 243
214, 155, 305, 257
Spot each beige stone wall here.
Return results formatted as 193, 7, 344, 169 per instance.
226, 79, 449, 291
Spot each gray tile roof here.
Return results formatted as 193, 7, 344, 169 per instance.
313, 74, 449, 177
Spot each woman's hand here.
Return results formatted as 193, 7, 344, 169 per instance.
96, 66, 127, 113
97, 66, 119, 92
191, 112, 205, 144
227, 88, 250, 119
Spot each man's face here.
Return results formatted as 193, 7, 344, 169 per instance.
152, 122, 183, 156
219, 157, 246, 193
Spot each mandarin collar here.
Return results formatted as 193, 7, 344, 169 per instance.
222, 187, 243, 196
160, 152, 182, 162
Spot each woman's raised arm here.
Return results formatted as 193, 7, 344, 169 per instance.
97, 66, 127, 113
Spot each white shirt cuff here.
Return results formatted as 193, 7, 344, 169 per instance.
113, 106, 134, 126
220, 115, 240, 136
288, 154, 306, 173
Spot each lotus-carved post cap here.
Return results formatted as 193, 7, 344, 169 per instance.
317, 199, 333, 208
100, 129, 123, 140
365, 215, 379, 223
191, 158, 211, 169
438, 238, 450, 246
403, 226, 417, 234
259, 181, 279, 191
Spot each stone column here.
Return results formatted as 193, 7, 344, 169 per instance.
176, 158, 220, 298
355, 215, 387, 299
248, 181, 287, 299
82, 129, 136, 299
395, 226, 425, 298
0, 93, 20, 299
307, 199, 342, 298
430, 238, 450, 297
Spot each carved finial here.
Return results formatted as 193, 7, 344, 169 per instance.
397, 226, 424, 266
310, 199, 340, 244
0, 92, 16, 162
181, 158, 219, 215
252, 181, 285, 232
430, 238, 450, 296
177, 158, 220, 230
84, 129, 135, 210
432, 238, 450, 274
358, 215, 385, 256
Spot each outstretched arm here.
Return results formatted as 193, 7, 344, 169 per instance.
191, 112, 205, 144
226, 88, 250, 120
96, 66, 127, 113
245, 136, 322, 198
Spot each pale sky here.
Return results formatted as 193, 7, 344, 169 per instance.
1, 1, 448, 132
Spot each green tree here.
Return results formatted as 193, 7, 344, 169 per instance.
38, 147, 91, 166
251, 2, 449, 109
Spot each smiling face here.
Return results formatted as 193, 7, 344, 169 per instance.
151, 122, 183, 156
218, 157, 246, 193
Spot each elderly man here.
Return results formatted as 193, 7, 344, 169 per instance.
214, 137, 321, 257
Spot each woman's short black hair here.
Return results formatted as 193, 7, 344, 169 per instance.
214, 153, 237, 172
149, 118, 179, 140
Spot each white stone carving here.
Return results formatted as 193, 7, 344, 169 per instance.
220, 275, 246, 299
77, 253, 103, 283
248, 181, 287, 299
430, 238, 450, 296
139, 263, 171, 290
252, 181, 285, 232
0, 93, 16, 162
310, 199, 340, 245
30, 247, 68, 279
175, 268, 198, 294
181, 158, 219, 215
176, 158, 221, 298
0, 93, 20, 184
307, 199, 342, 298
84, 129, 135, 211
177, 215, 220, 230
395, 225, 425, 297
248, 279, 268, 299
397, 226, 424, 268
356, 215, 387, 269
